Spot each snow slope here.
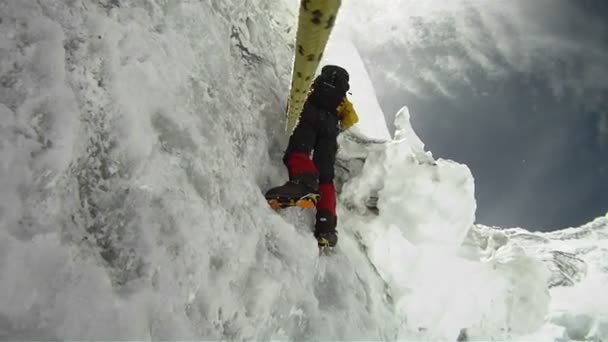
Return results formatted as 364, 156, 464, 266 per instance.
322, 28, 391, 141
0, 1, 606, 340
494, 217, 608, 340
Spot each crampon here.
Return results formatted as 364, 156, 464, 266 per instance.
266, 193, 320, 210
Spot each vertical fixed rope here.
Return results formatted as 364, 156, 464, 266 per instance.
286, 0, 342, 135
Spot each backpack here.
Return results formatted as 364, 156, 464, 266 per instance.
308, 65, 350, 111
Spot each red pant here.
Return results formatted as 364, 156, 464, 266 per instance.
285, 152, 336, 216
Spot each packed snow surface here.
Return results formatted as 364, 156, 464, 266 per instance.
0, 1, 606, 340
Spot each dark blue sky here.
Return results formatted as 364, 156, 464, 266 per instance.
403, 72, 608, 230
350, 0, 608, 230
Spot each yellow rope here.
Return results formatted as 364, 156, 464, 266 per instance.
286, 0, 342, 135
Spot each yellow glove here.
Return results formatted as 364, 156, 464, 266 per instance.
337, 98, 359, 130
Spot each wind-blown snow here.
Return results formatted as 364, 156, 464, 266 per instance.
0, 1, 606, 341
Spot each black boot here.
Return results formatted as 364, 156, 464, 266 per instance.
265, 173, 319, 209
314, 209, 337, 248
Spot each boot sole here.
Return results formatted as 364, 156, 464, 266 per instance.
267, 193, 319, 210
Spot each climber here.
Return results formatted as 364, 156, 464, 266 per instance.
265, 64, 359, 248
